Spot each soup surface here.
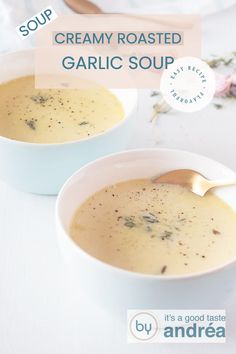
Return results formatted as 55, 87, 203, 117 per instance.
0, 75, 124, 143
70, 179, 236, 275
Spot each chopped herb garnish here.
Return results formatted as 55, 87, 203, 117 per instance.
160, 231, 173, 241
79, 121, 89, 126
150, 91, 160, 97
142, 212, 159, 223
213, 103, 223, 110
124, 221, 136, 228
30, 95, 48, 104
178, 218, 186, 222
25, 119, 36, 130
123, 217, 136, 228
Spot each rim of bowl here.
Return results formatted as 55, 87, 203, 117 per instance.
55, 147, 236, 281
0, 48, 138, 147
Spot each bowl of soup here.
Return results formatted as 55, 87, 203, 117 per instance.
56, 148, 236, 312
0, 49, 137, 194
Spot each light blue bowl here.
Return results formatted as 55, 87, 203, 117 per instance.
0, 49, 138, 195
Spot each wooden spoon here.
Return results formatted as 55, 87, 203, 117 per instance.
64, 0, 103, 14
63, 0, 193, 28
152, 169, 236, 197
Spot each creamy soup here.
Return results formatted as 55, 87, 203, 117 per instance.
0, 75, 124, 143
70, 179, 236, 275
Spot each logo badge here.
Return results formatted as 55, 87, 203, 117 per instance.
128, 311, 159, 342
127, 309, 226, 343
160, 57, 216, 112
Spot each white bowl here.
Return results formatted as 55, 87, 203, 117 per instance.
56, 148, 236, 312
0, 49, 137, 195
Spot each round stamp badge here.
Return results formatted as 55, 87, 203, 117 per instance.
160, 57, 216, 112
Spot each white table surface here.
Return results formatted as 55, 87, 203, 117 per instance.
0, 2, 236, 353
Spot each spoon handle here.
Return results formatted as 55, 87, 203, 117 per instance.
63, 0, 193, 29
64, 0, 103, 14
209, 178, 236, 189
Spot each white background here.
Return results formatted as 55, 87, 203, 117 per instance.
0, 1, 236, 353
